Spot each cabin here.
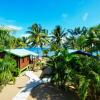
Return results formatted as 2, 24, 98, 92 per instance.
0, 49, 38, 69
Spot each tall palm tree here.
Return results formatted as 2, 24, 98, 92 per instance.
50, 25, 67, 52
0, 26, 18, 49
67, 27, 87, 50
27, 23, 49, 55
91, 25, 100, 55
15, 37, 27, 48
0, 29, 11, 49
85, 26, 100, 54
67, 27, 87, 36
75, 35, 86, 50
22, 37, 28, 45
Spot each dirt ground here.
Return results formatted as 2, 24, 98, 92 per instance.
32, 70, 42, 78
0, 70, 78, 100
0, 75, 29, 100
27, 83, 79, 100
0, 70, 42, 100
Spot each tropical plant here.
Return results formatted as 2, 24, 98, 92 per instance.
0, 54, 19, 91
27, 23, 49, 55
42, 49, 49, 57
85, 25, 100, 55
16, 37, 28, 48
46, 48, 100, 100
50, 25, 67, 53
67, 27, 87, 36
0, 29, 11, 49
0, 27, 18, 49
66, 27, 87, 50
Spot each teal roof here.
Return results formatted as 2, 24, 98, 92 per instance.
5, 49, 38, 57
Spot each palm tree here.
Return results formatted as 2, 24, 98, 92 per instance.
85, 26, 100, 54
90, 25, 100, 55
67, 27, 87, 36
27, 23, 49, 56
22, 37, 28, 45
0, 29, 11, 49
50, 25, 67, 53
65, 35, 77, 49
67, 27, 87, 50
0, 26, 18, 49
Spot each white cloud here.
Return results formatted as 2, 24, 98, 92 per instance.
0, 17, 22, 31
7, 25, 22, 31
0, 25, 23, 31
82, 12, 89, 21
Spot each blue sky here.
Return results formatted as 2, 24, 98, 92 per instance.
0, 0, 100, 37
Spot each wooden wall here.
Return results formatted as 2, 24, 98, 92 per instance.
19, 56, 30, 69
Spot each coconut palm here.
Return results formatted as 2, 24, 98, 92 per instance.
85, 26, 100, 54
0, 26, 18, 49
15, 37, 28, 48
0, 29, 11, 49
75, 35, 86, 50
67, 27, 87, 36
65, 35, 77, 49
50, 25, 67, 53
27, 23, 49, 55
22, 37, 28, 45
66, 27, 87, 50
89, 25, 100, 55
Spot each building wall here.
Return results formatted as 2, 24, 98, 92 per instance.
19, 56, 30, 69
0, 52, 30, 69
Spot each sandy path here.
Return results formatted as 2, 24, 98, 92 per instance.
0, 75, 29, 100
32, 70, 42, 78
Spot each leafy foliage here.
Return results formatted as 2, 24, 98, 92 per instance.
50, 25, 67, 52
0, 28, 28, 49
47, 48, 100, 100
27, 23, 49, 48
0, 54, 20, 90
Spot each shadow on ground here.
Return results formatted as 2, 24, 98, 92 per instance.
28, 83, 79, 100
17, 79, 42, 92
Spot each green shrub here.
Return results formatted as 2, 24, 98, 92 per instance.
12, 68, 20, 77
0, 54, 19, 90
47, 49, 100, 100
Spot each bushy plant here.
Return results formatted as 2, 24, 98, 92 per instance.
0, 54, 20, 90
47, 49, 100, 100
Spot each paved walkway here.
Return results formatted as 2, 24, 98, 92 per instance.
12, 71, 50, 100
